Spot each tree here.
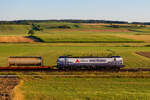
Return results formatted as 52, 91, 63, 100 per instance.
32, 24, 43, 31
28, 30, 34, 36
27, 23, 43, 36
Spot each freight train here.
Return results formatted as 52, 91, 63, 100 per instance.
5, 56, 124, 70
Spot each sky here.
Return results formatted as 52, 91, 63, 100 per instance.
0, 0, 150, 22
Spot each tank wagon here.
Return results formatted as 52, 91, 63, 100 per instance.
8, 56, 43, 66
57, 56, 124, 69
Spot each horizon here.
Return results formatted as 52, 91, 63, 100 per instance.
0, 19, 149, 23
0, 0, 150, 22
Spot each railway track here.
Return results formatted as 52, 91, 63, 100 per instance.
0, 67, 150, 72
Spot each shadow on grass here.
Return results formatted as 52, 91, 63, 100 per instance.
25, 36, 44, 42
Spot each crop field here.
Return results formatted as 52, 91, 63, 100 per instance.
0, 43, 150, 68
0, 23, 149, 42
36, 33, 141, 43
20, 77, 150, 100
0, 22, 150, 43
0, 25, 29, 35
116, 34, 150, 43
0, 22, 150, 100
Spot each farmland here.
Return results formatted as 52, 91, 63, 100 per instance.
20, 77, 150, 100
0, 22, 150, 100
0, 22, 150, 43
0, 44, 150, 68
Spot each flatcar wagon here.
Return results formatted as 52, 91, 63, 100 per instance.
57, 56, 124, 69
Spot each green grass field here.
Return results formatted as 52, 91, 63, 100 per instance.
0, 43, 150, 68
1, 22, 150, 100
0, 25, 29, 35
35, 33, 142, 43
1, 22, 150, 43
20, 77, 150, 100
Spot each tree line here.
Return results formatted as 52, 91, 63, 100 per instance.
0, 19, 136, 25
0, 20, 150, 25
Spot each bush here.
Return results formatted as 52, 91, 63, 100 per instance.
58, 25, 71, 29
74, 25, 80, 28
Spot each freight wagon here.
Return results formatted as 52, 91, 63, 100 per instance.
8, 56, 43, 66
57, 56, 124, 69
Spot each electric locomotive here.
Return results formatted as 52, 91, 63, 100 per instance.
57, 56, 124, 69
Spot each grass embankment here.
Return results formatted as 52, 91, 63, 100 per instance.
20, 77, 150, 100
0, 44, 150, 68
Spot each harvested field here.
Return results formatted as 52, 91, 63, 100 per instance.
78, 29, 130, 32
136, 52, 150, 58
45, 29, 130, 32
0, 77, 19, 100
116, 34, 150, 42
82, 23, 131, 26
0, 36, 35, 43
82, 23, 110, 25
60, 29, 129, 32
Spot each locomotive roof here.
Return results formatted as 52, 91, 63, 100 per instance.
59, 56, 121, 58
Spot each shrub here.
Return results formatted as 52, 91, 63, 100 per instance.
74, 25, 80, 28
58, 25, 71, 29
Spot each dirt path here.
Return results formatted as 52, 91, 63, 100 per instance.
13, 80, 24, 100
0, 36, 34, 43
0, 77, 19, 100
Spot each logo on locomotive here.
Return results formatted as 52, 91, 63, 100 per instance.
75, 58, 106, 63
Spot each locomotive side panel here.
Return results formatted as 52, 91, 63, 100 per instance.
57, 57, 124, 69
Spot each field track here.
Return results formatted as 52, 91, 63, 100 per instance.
0, 36, 34, 43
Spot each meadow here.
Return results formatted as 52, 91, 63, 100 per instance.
20, 77, 150, 100
0, 22, 150, 43
0, 43, 150, 68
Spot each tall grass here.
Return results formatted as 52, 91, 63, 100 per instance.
20, 77, 150, 100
